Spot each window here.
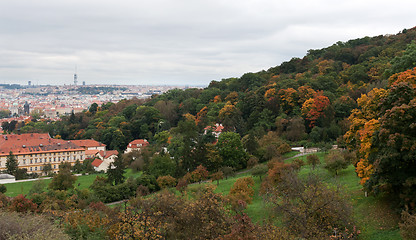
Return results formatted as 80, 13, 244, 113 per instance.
23, 160, 26, 165
35, 167, 37, 171
30, 159, 33, 164
35, 159, 37, 163
30, 167, 32, 171
54, 157, 56, 162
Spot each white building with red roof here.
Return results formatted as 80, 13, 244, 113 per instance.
70, 139, 106, 159
0, 133, 85, 175
125, 139, 149, 153
204, 123, 224, 139
91, 150, 119, 172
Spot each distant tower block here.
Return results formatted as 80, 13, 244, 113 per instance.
74, 73, 78, 85
24, 101, 30, 115
74, 65, 78, 85
28, 80, 31, 86
82, 81, 85, 86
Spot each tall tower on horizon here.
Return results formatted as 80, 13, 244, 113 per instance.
74, 66, 78, 85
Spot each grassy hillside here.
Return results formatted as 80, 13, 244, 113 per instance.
186, 152, 401, 239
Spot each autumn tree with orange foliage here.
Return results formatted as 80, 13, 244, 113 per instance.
345, 67, 416, 209
228, 177, 255, 212
301, 92, 332, 128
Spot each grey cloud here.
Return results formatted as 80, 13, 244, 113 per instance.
1, 0, 416, 85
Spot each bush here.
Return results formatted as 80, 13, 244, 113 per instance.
0, 184, 6, 194
292, 158, 305, 171
0, 193, 10, 208
400, 210, 416, 240
210, 171, 224, 186
0, 211, 69, 240
9, 195, 37, 213
156, 175, 176, 189
306, 154, 320, 170
263, 172, 356, 239
324, 150, 349, 175
246, 156, 259, 169
220, 166, 235, 180
229, 177, 255, 212
251, 165, 268, 180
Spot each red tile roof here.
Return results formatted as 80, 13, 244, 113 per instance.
98, 150, 119, 159
85, 149, 100, 156
204, 124, 224, 132
128, 139, 149, 148
91, 159, 103, 168
70, 139, 106, 148
0, 133, 84, 156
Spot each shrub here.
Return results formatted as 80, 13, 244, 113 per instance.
247, 156, 259, 169
220, 166, 235, 180
306, 154, 320, 170
400, 210, 416, 240
251, 164, 268, 180
229, 177, 255, 212
292, 158, 305, 171
0, 211, 69, 240
0, 184, 6, 194
0, 193, 10, 208
210, 171, 224, 185
157, 175, 177, 189
191, 165, 209, 183
324, 150, 349, 176
9, 195, 37, 213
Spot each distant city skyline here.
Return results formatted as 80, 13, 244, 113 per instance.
1, 0, 416, 86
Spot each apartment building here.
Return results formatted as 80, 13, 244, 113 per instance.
0, 133, 85, 175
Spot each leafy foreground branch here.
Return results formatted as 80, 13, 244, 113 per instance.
261, 162, 360, 239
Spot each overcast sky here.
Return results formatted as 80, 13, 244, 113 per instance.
1, 0, 415, 86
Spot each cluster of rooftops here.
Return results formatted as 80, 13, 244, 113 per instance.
0, 133, 148, 175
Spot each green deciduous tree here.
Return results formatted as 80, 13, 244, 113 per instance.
216, 132, 248, 170
48, 162, 77, 191
324, 150, 349, 176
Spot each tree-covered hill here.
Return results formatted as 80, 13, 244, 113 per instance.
19, 26, 413, 149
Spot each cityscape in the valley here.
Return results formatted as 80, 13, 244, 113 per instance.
0, 82, 189, 121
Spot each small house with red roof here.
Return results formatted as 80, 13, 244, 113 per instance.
71, 139, 106, 159
125, 139, 149, 153
204, 123, 224, 139
91, 150, 119, 172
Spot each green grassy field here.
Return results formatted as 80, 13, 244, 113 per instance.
3, 173, 105, 197
3, 169, 141, 198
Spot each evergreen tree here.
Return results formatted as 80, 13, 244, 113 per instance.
6, 151, 18, 176
107, 155, 126, 185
